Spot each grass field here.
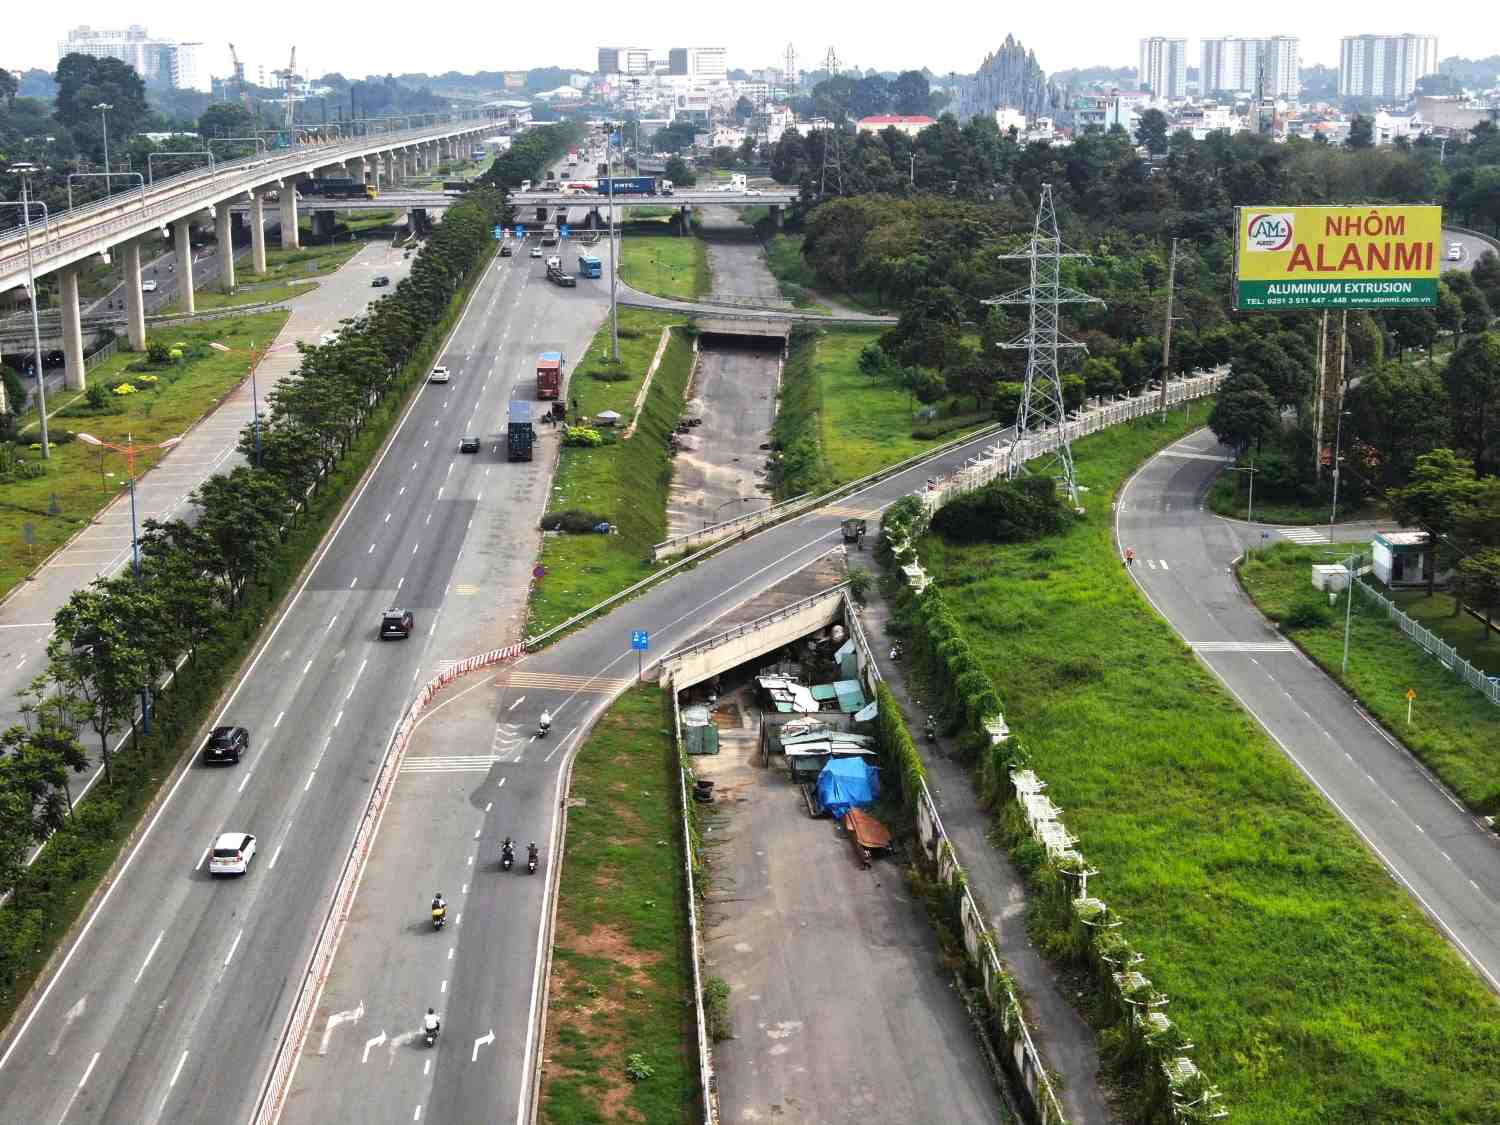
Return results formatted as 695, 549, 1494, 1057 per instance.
342, 209, 399, 233
1391, 586, 1500, 673
255, 241, 363, 284
1240, 543, 1500, 814
914, 409, 1500, 1121
1204, 469, 1385, 526
528, 309, 693, 636
618, 235, 709, 300
162, 281, 317, 314
1, 312, 289, 602
540, 685, 695, 1124
770, 327, 996, 497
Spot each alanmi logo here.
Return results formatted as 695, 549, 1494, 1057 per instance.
1246, 212, 1294, 252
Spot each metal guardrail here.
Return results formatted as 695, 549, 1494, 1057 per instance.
1353, 578, 1500, 706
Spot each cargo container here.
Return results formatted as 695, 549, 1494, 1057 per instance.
507, 401, 534, 462
536, 351, 564, 400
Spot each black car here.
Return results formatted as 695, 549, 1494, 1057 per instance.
203, 725, 250, 765
372, 275, 391, 287
381, 608, 414, 639
499, 243, 514, 257
458, 434, 481, 453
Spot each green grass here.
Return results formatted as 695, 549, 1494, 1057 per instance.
342, 209, 399, 233
1, 312, 289, 601
763, 234, 819, 309
618, 235, 709, 300
770, 327, 997, 498
1391, 587, 1500, 673
162, 281, 317, 314
251, 241, 363, 284
528, 310, 693, 636
1205, 470, 1385, 526
913, 409, 1500, 1122
1240, 543, 1500, 814
0, 254, 491, 1031
540, 684, 694, 1124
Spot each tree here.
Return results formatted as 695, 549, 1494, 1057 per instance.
1471, 251, 1500, 313
0, 68, 17, 110
901, 366, 946, 408
53, 53, 150, 161
48, 588, 151, 786
1441, 332, 1500, 474
1208, 372, 1278, 453
733, 95, 754, 123
663, 155, 695, 187
1455, 549, 1500, 640
1346, 363, 1451, 489
191, 467, 290, 607
890, 71, 933, 117
1390, 448, 1480, 597
1136, 108, 1169, 155
197, 102, 255, 142
1347, 115, 1375, 149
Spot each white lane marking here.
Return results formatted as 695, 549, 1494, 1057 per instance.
427, 513, 433, 525
447, 463, 454, 477
168, 1048, 188, 1087
385, 513, 392, 523
472, 1029, 495, 1062
424, 1059, 431, 1076
436, 488, 444, 500
362, 1030, 387, 1063
54, 1050, 102, 1125
484, 802, 492, 812
238, 771, 253, 794
369, 544, 376, 554
134, 931, 165, 984
303, 660, 314, 676
1159, 559, 1170, 570
497, 778, 506, 788
508, 696, 525, 711
399, 486, 406, 496
274, 711, 285, 728
397, 577, 404, 590
224, 928, 244, 968
414, 1107, 422, 1121
48, 996, 87, 1057
440, 979, 447, 993
269, 843, 284, 870
423, 440, 429, 449
326, 615, 338, 631
335, 710, 344, 727
350, 577, 358, 589
412, 542, 420, 555
467, 855, 474, 866
196, 847, 209, 871
411, 461, 418, 471
320, 1002, 366, 1055
305, 772, 316, 791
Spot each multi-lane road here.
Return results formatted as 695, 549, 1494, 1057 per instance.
0, 241, 605, 1124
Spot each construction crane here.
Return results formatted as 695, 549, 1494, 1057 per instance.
273, 46, 301, 128
227, 42, 250, 110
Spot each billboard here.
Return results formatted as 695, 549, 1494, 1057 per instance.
1233, 205, 1442, 310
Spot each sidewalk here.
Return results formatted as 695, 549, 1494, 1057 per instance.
859, 586, 1118, 1125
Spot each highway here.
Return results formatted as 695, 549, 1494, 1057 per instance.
1442, 226, 1497, 272
0, 244, 604, 1124
1118, 427, 1500, 989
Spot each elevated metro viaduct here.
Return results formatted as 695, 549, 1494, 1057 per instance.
0, 116, 493, 393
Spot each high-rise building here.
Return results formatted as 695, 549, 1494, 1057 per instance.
1338, 34, 1439, 98
598, 47, 651, 76
1138, 37, 1187, 101
58, 25, 206, 90
671, 47, 727, 80
1200, 36, 1299, 98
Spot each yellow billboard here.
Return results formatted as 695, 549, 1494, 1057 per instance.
1233, 204, 1442, 310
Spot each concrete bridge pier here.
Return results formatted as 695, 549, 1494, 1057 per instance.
679, 205, 692, 234
769, 204, 783, 229
214, 202, 236, 293
173, 218, 196, 315
312, 210, 338, 240
345, 158, 365, 185
249, 189, 269, 274
279, 178, 301, 249
122, 238, 147, 351
59, 265, 86, 390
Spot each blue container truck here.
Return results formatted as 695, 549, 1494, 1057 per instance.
594, 176, 666, 196
577, 255, 602, 279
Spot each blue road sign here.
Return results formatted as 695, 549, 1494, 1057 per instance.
492, 226, 503, 240
516, 224, 526, 237
631, 630, 649, 651
560, 224, 571, 238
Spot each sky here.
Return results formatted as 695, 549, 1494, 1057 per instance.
6, 2, 1492, 84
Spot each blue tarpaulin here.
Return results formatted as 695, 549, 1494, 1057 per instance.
815, 757, 880, 819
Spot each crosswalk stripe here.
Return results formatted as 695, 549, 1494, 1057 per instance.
499, 671, 634, 692
819, 504, 878, 519
1278, 527, 1330, 544
402, 754, 503, 773
1190, 641, 1296, 653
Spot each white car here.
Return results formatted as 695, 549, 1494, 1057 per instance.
530, 245, 543, 259
1447, 242, 1463, 262
209, 832, 257, 877
429, 365, 451, 384
319, 332, 340, 347
140, 278, 158, 293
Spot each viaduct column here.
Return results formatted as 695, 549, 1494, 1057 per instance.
346, 158, 365, 184
214, 202, 236, 293
250, 190, 269, 274
59, 266, 87, 391
173, 219, 197, 314
122, 238, 147, 351
279, 178, 301, 249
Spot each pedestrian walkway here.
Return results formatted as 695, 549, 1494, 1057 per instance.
859, 591, 1117, 1124
1279, 526, 1332, 544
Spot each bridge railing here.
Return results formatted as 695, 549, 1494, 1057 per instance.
0, 120, 488, 277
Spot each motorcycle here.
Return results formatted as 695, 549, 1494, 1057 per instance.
423, 1021, 440, 1048
925, 716, 937, 743
527, 847, 538, 875
537, 714, 552, 739
431, 905, 447, 931
501, 845, 515, 872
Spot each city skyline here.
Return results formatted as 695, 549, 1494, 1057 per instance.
2, 4, 1492, 87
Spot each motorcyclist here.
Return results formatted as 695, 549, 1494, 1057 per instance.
424, 1008, 440, 1034
528, 841, 539, 866
501, 836, 515, 863
431, 892, 447, 918
538, 709, 552, 735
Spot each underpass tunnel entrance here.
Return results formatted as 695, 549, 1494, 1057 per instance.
694, 318, 790, 351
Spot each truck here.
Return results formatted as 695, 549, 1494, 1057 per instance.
594, 176, 668, 196
566, 150, 579, 166
507, 401, 534, 462
576, 254, 602, 279
302, 177, 378, 200
546, 262, 577, 287
471, 146, 487, 161
536, 351, 564, 400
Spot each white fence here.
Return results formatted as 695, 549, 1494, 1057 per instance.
1354, 580, 1500, 706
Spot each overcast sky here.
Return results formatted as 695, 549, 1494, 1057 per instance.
7, 2, 1489, 83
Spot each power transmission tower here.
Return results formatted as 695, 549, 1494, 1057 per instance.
819, 47, 844, 197
784, 42, 797, 98
984, 184, 1103, 508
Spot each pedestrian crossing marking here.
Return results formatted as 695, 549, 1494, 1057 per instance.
454, 584, 479, 596
1279, 527, 1331, 544
496, 670, 634, 693
1190, 641, 1296, 653
402, 754, 503, 774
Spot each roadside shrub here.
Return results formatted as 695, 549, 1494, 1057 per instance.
112, 382, 137, 396
86, 381, 108, 409
541, 509, 609, 533
588, 364, 629, 382
911, 411, 993, 440
1282, 595, 1334, 629
846, 566, 872, 603
703, 977, 732, 1041
562, 425, 604, 448
624, 1053, 654, 1081
931, 476, 1069, 544
146, 342, 172, 365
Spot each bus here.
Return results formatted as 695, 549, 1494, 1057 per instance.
576, 255, 602, 279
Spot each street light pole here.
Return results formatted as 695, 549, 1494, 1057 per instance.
1229, 455, 1257, 525
1342, 550, 1357, 676
5, 164, 50, 458
607, 122, 619, 361
95, 103, 114, 181
1329, 408, 1351, 528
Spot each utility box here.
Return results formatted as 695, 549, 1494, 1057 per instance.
1311, 564, 1349, 593
681, 705, 720, 755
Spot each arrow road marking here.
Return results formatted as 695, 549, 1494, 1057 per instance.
48, 995, 86, 1057
472, 1029, 495, 1062
362, 1029, 386, 1063
320, 1001, 365, 1055
389, 1029, 420, 1067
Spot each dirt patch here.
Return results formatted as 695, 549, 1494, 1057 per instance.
562, 918, 663, 980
